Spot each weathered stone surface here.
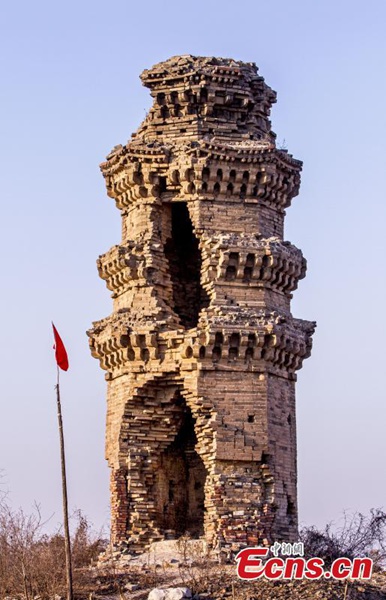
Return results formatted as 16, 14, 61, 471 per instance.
148, 589, 192, 600
88, 55, 316, 553
148, 590, 165, 600
148, 588, 192, 600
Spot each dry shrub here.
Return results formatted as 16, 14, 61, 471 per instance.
0, 500, 107, 600
300, 508, 386, 569
176, 534, 230, 596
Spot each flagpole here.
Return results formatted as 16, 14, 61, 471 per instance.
55, 366, 74, 600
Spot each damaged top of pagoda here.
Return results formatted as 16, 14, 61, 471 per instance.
134, 55, 278, 143
100, 55, 303, 208
141, 54, 276, 98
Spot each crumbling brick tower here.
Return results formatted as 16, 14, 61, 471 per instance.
88, 55, 315, 553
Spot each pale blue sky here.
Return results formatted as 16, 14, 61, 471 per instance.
1, 0, 385, 534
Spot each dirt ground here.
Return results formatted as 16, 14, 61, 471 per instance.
84, 540, 386, 600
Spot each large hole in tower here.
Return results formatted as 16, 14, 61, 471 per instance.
164, 202, 209, 328
156, 399, 207, 537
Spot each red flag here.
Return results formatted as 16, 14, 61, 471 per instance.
52, 323, 69, 371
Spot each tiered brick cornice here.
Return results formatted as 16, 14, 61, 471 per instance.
101, 140, 301, 212
97, 235, 306, 299
88, 311, 314, 382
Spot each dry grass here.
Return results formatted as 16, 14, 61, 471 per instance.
1, 498, 386, 600
0, 501, 106, 600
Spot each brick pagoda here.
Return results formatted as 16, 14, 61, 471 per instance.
88, 55, 315, 553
